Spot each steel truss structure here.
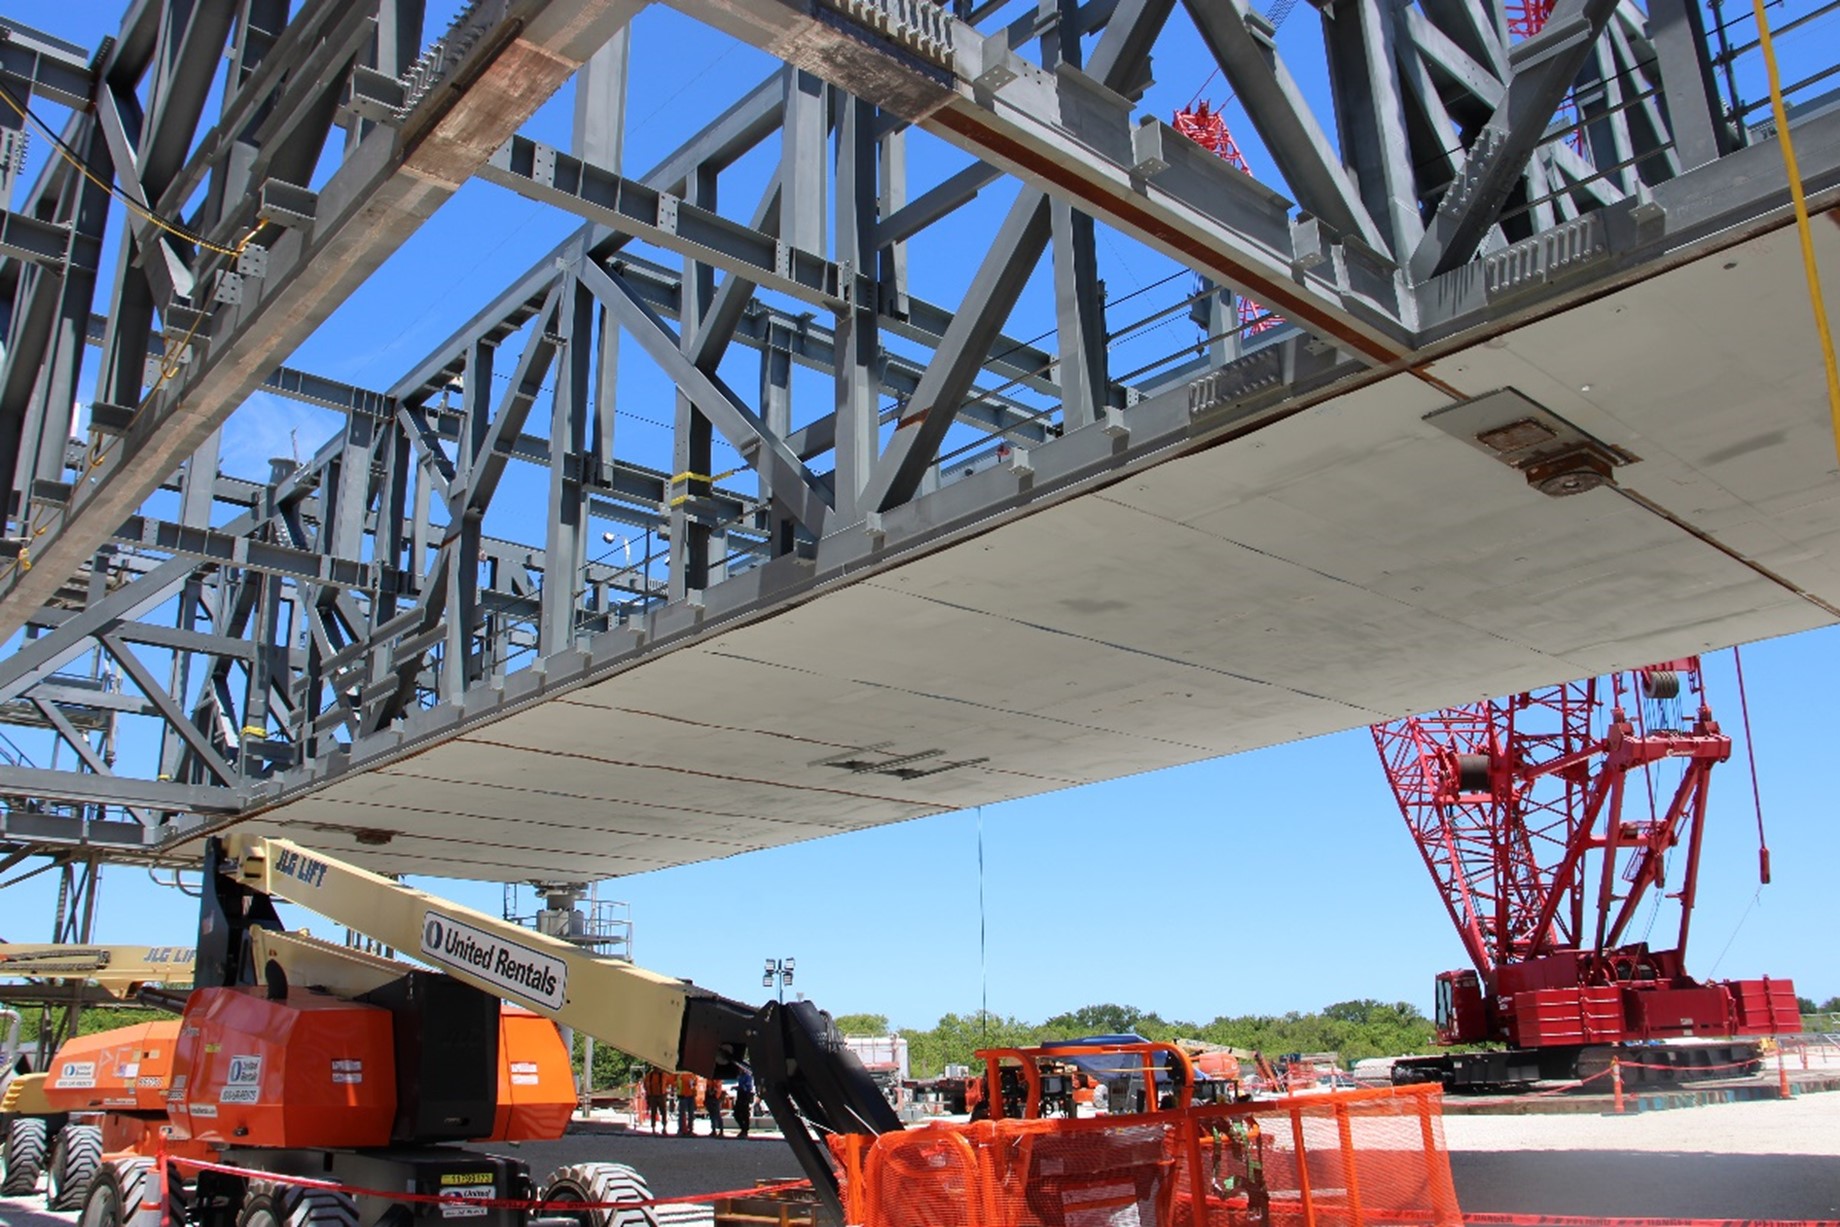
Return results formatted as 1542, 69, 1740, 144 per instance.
0, 0, 1831, 881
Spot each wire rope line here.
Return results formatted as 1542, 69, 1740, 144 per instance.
1732, 644, 1772, 884
0, 82, 261, 260
0, 83, 267, 585
977, 805, 988, 1044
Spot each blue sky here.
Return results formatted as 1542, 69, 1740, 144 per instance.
1, 1, 1836, 1032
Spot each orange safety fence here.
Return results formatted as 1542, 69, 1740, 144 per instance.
830, 1084, 1461, 1227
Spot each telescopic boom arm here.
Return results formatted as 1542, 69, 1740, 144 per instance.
199, 834, 900, 1225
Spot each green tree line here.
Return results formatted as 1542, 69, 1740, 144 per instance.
834, 1001, 1443, 1079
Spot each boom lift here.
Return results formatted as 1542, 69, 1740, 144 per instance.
1371, 658, 1799, 1090
135, 833, 898, 1227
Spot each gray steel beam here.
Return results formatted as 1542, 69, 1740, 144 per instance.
1051, 195, 1108, 430
781, 70, 827, 256
0, 209, 91, 273
1640, 0, 1723, 169
0, 18, 98, 109
1323, 0, 1425, 260
578, 260, 831, 535
1045, 0, 1107, 432
861, 198, 1052, 513
540, 281, 594, 654
1409, 0, 1621, 279
96, 631, 238, 786
1183, 0, 1391, 254
481, 135, 855, 314
112, 515, 382, 589
667, 0, 1410, 361
31, 698, 120, 782
0, 0, 648, 637
875, 162, 1001, 248
833, 98, 880, 521
0, 766, 242, 813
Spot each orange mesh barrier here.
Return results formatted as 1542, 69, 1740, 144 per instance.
829, 1084, 1461, 1227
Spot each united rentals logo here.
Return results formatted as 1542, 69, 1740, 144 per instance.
418, 910, 567, 1011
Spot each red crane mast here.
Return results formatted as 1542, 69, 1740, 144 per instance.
1371, 659, 1797, 1088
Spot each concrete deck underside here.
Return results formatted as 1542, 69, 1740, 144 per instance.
246, 217, 1840, 879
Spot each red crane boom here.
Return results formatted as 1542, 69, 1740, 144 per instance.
1371, 658, 1798, 1088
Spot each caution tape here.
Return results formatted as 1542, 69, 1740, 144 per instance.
1520, 1066, 1615, 1098
1220, 1199, 1837, 1227
166, 1156, 811, 1212
1463, 1215, 1839, 1227
1490, 1053, 1765, 1100
1614, 1057, 1763, 1074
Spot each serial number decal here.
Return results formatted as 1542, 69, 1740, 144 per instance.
437, 1174, 494, 1218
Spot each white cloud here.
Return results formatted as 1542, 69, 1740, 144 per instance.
218, 392, 344, 481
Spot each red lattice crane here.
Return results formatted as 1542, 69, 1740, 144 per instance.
1172, 101, 1280, 337
1505, 0, 1556, 38
1501, 0, 1592, 156
1371, 659, 1799, 1089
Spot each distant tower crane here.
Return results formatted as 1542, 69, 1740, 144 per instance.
1370, 657, 1798, 1090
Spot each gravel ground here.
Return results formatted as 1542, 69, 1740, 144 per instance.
1441, 1091, 1840, 1154
1442, 1092, 1840, 1220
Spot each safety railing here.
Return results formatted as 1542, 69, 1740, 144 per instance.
830, 1084, 1463, 1227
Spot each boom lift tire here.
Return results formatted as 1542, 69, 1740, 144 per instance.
1, 1115, 47, 1193
49, 1122, 103, 1210
77, 1158, 162, 1227
542, 1163, 661, 1227
236, 1187, 359, 1227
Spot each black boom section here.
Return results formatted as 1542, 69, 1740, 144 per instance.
359, 971, 502, 1143
749, 1000, 903, 1227
196, 837, 285, 988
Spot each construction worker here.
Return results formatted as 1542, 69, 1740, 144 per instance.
704, 1075, 725, 1137
733, 1065, 755, 1139
676, 1070, 699, 1136
643, 1065, 670, 1135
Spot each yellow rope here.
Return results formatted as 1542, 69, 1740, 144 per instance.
0, 83, 256, 258
1750, 0, 1840, 469
0, 87, 265, 585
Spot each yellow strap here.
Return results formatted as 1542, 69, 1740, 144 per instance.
667, 466, 744, 486
1750, 0, 1840, 467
